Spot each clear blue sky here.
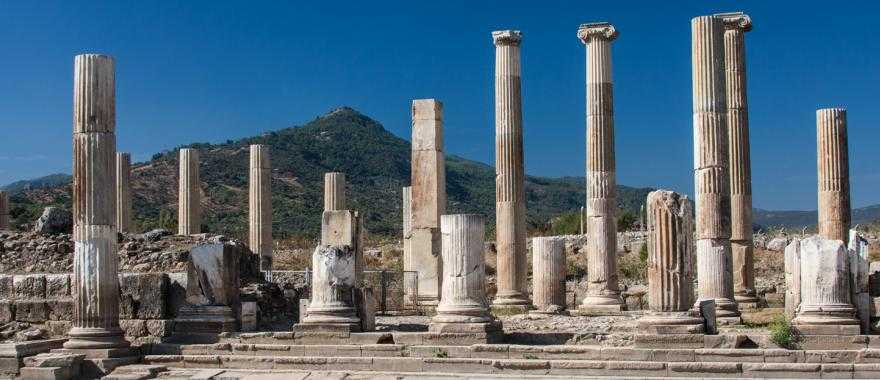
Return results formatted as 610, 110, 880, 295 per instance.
0, 1, 877, 211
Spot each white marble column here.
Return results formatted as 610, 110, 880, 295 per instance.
0, 191, 9, 230
115, 152, 131, 233
492, 30, 531, 310
784, 241, 801, 318
792, 235, 859, 335
691, 15, 740, 320
717, 12, 758, 309
324, 172, 345, 211
531, 237, 566, 313
577, 22, 624, 314
402, 186, 417, 306
249, 144, 272, 272
849, 230, 870, 333
178, 148, 200, 235
66, 54, 128, 349
817, 108, 850, 242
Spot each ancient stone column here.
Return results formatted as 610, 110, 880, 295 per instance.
249, 144, 272, 272
115, 152, 131, 233
491, 30, 531, 311
531, 237, 566, 313
408, 99, 446, 306
324, 172, 345, 211
638, 190, 704, 333
0, 191, 9, 230
849, 230, 870, 333
430, 214, 501, 341
178, 148, 200, 235
66, 54, 128, 350
717, 12, 758, 310
817, 108, 850, 242
792, 235, 859, 334
577, 22, 624, 314
691, 15, 740, 320
784, 240, 801, 318
402, 186, 418, 306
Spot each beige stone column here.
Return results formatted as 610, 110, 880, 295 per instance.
430, 214, 502, 341
491, 30, 531, 310
531, 237, 566, 313
717, 12, 758, 309
178, 148, 200, 235
783, 241, 801, 318
402, 186, 418, 306
66, 54, 128, 349
409, 99, 446, 306
0, 191, 9, 230
638, 190, 704, 333
792, 235, 859, 335
324, 172, 345, 211
577, 22, 624, 314
817, 108, 850, 242
691, 15, 740, 320
249, 144, 272, 272
115, 152, 131, 233
849, 230, 870, 333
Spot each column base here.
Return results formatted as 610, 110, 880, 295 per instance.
173, 305, 238, 335
637, 312, 705, 334
734, 294, 761, 311
63, 327, 129, 350
712, 297, 741, 319
793, 304, 860, 335
577, 295, 626, 316
529, 304, 567, 315
294, 306, 362, 333
52, 347, 139, 378
490, 304, 534, 316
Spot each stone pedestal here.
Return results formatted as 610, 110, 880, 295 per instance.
849, 230, 870, 333
115, 152, 131, 233
178, 148, 200, 235
577, 22, 625, 315
0, 191, 8, 230
249, 144, 272, 272
791, 235, 859, 335
324, 172, 345, 211
638, 190, 704, 334
817, 108, 851, 242
531, 237, 566, 313
491, 30, 531, 312
430, 214, 502, 342
173, 243, 241, 335
691, 15, 740, 321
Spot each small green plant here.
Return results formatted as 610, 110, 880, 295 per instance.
522, 353, 538, 360
433, 348, 448, 358
638, 243, 648, 263
768, 315, 798, 349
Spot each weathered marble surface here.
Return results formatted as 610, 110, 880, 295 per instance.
817, 108, 851, 242
178, 148, 201, 235
249, 144, 272, 272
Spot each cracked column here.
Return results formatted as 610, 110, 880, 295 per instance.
577, 22, 625, 314
0, 191, 8, 230
324, 172, 345, 211
638, 190, 704, 334
178, 148, 200, 235
65, 54, 129, 351
430, 214, 502, 343
792, 235, 859, 335
531, 237, 566, 313
491, 30, 531, 312
115, 152, 131, 233
250, 144, 272, 272
692, 15, 740, 320
409, 99, 446, 306
817, 108, 850, 242
718, 12, 758, 310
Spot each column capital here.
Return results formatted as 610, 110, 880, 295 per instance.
715, 12, 752, 32
492, 30, 522, 46
577, 22, 618, 43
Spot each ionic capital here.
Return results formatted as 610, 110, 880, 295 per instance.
492, 30, 522, 46
577, 22, 618, 43
715, 12, 752, 32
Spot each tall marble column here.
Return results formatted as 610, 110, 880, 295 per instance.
792, 235, 859, 335
531, 237, 566, 313
638, 190, 704, 333
717, 12, 758, 309
577, 22, 624, 314
402, 186, 417, 306
491, 30, 531, 311
691, 15, 740, 320
430, 214, 502, 342
65, 54, 128, 350
409, 99, 446, 306
0, 191, 9, 230
324, 172, 345, 211
249, 144, 272, 272
115, 152, 131, 233
178, 148, 200, 235
817, 108, 850, 242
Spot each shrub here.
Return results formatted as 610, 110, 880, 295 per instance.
768, 315, 798, 349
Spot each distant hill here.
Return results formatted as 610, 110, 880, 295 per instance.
753, 205, 880, 230
3, 173, 71, 195
7, 107, 653, 238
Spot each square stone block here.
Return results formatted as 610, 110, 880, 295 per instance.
0, 301, 13, 323
0, 275, 13, 299
13, 275, 46, 299
119, 272, 168, 319
46, 300, 72, 321
44, 274, 70, 299
14, 301, 47, 323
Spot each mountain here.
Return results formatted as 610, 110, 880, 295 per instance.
7, 107, 650, 238
753, 205, 880, 230
3, 173, 71, 195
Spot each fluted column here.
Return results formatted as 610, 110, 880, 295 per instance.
817, 108, 850, 242
691, 15, 740, 319
402, 187, 417, 306
491, 30, 530, 310
0, 191, 8, 230
409, 99, 446, 305
249, 144, 272, 272
115, 152, 131, 233
638, 190, 704, 333
717, 12, 758, 309
577, 22, 624, 313
66, 54, 128, 349
178, 148, 200, 235
324, 172, 346, 211
783, 241, 801, 318
792, 235, 859, 335
531, 237, 566, 313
